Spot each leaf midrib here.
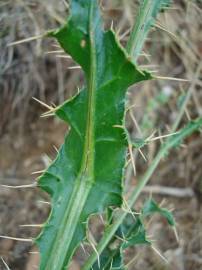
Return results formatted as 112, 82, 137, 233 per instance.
43, 2, 97, 269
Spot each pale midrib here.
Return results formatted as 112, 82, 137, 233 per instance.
43, 3, 97, 270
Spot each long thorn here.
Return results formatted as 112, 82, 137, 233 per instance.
31, 170, 45, 175
128, 144, 136, 176
150, 70, 159, 73
52, 43, 60, 48
40, 113, 55, 118
110, 20, 114, 31
37, 200, 51, 205
154, 22, 177, 39
125, 253, 139, 268
173, 226, 179, 243
146, 131, 179, 142
41, 108, 58, 117
99, 214, 105, 225
56, 55, 72, 59
68, 66, 81, 70
19, 224, 43, 228
138, 148, 147, 162
45, 50, 64, 54
81, 243, 87, 255
0, 235, 33, 242
155, 76, 189, 82
151, 246, 168, 263
1, 183, 37, 189
7, 33, 45, 47
89, 241, 100, 269
129, 110, 143, 137
146, 130, 157, 141
123, 197, 137, 220
32, 97, 54, 111
113, 125, 124, 129
119, 28, 131, 40
53, 145, 59, 154
62, 0, 69, 9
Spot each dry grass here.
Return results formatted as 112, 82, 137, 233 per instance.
0, 0, 202, 269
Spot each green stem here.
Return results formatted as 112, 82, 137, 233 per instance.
172, 62, 202, 132
126, 0, 170, 61
126, 0, 153, 60
82, 1, 200, 269
82, 144, 166, 270
82, 118, 202, 270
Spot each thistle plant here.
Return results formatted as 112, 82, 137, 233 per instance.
2, 1, 202, 269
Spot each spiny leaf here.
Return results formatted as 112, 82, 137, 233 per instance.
93, 198, 175, 269
92, 239, 124, 270
142, 198, 175, 226
93, 213, 151, 270
122, 218, 151, 249
83, 118, 202, 270
35, 1, 151, 269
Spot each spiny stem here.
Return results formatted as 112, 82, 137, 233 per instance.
126, 0, 171, 61
171, 62, 202, 132
126, 0, 153, 59
82, 141, 167, 270
82, 119, 202, 269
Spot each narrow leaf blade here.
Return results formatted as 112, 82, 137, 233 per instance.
36, 1, 151, 269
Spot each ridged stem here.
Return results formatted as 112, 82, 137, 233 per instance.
82, 117, 202, 270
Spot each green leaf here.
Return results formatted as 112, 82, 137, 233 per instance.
93, 213, 151, 270
122, 217, 151, 249
142, 198, 175, 226
92, 199, 173, 269
83, 118, 202, 269
35, 1, 151, 269
93, 240, 124, 270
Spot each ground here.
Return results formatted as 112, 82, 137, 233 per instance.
0, 0, 202, 269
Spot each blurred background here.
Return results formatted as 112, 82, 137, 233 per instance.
0, 0, 202, 269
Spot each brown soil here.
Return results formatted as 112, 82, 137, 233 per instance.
0, 0, 202, 269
